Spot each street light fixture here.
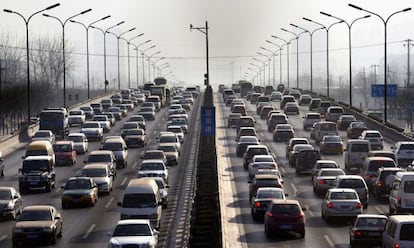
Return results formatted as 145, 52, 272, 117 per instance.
257, 52, 272, 85
70, 15, 110, 99
4, 3, 60, 123
107, 27, 136, 90
190, 22, 210, 86
252, 58, 266, 85
132, 39, 151, 87
261, 45, 282, 86
303, 17, 343, 98
320, 11, 370, 107
43, 8, 92, 107
147, 51, 161, 81
271, 35, 295, 87
281, 28, 307, 89
348, 3, 411, 123
141, 45, 156, 83
125, 33, 144, 89
152, 57, 166, 78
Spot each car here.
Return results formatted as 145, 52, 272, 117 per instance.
248, 174, 283, 200
256, 102, 272, 115
12, 205, 62, 246
288, 89, 301, 99
236, 127, 257, 141
334, 175, 369, 208
318, 101, 332, 115
347, 121, 368, 139
108, 106, 123, 120
311, 160, 339, 181
0, 186, 22, 220
267, 113, 288, 132
232, 104, 246, 116
325, 106, 344, 122
295, 149, 321, 174
138, 159, 169, 184
299, 94, 312, 105
79, 163, 114, 194
31, 130, 55, 143
392, 141, 414, 168
80, 121, 103, 141
101, 112, 116, 126
148, 177, 169, 208
157, 144, 179, 166
68, 110, 86, 126
100, 98, 113, 110
280, 95, 296, 109
0, 152, 4, 176
320, 135, 344, 155
273, 124, 294, 142
302, 112, 321, 131
236, 136, 260, 157
250, 187, 286, 220
349, 214, 388, 248
85, 150, 117, 177
372, 167, 405, 199
337, 114, 357, 130
288, 144, 314, 167
158, 132, 181, 153
166, 125, 185, 143
361, 157, 397, 190
101, 137, 128, 168
169, 118, 188, 134
313, 168, 346, 196
92, 115, 111, 133
80, 106, 94, 120
360, 130, 384, 150
61, 177, 99, 208
90, 103, 103, 114
141, 150, 167, 165
256, 169, 284, 183
248, 155, 277, 179
127, 115, 146, 130
259, 106, 274, 119
67, 133, 88, 154
284, 102, 299, 115
270, 91, 282, 101
321, 188, 363, 222
236, 116, 256, 133
367, 150, 397, 163
107, 219, 159, 248
285, 138, 310, 157
243, 145, 269, 170
382, 214, 414, 248
227, 113, 242, 128
264, 199, 306, 239
123, 128, 146, 148
53, 141, 77, 166
311, 121, 338, 144
309, 98, 321, 111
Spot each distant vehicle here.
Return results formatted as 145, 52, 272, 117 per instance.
337, 114, 356, 130
19, 156, 55, 193
392, 141, 414, 168
347, 121, 368, 139
61, 177, 98, 208
32, 130, 55, 144
382, 215, 414, 248
349, 214, 388, 248
39, 108, 69, 139
68, 110, 85, 126
303, 112, 321, 131
250, 187, 286, 220
313, 168, 346, 196
79, 163, 114, 194
53, 141, 76, 166
320, 135, 343, 155
107, 219, 159, 248
359, 130, 384, 150
321, 188, 363, 222
0, 186, 22, 220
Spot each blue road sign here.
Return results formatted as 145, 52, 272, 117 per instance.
201, 107, 216, 136
371, 84, 397, 97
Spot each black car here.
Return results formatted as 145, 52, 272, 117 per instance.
295, 149, 321, 175
349, 214, 388, 248
372, 167, 405, 199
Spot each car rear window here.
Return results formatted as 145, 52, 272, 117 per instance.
400, 224, 414, 240
400, 144, 414, 150
367, 160, 395, 172
329, 108, 343, 113
338, 179, 365, 188
271, 204, 300, 214
351, 144, 370, 152
319, 123, 337, 131
256, 179, 280, 187
320, 170, 344, 177
248, 148, 268, 155
403, 181, 414, 193
330, 192, 357, 200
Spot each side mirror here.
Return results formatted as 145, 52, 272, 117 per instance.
284, 193, 289, 197
166, 185, 170, 188
83, 161, 87, 164
117, 202, 122, 207
301, 207, 307, 211
107, 232, 112, 237
248, 180, 252, 184
61, 185, 65, 189
55, 215, 61, 220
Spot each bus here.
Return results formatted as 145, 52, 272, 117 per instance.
239, 81, 253, 98
39, 108, 69, 139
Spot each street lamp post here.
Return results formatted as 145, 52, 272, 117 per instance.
248, 66, 261, 85
348, 4, 411, 123
123, 33, 144, 89
303, 17, 343, 98
271, 36, 293, 87
290, 24, 325, 92
152, 57, 166, 79
320, 12, 370, 107
261, 45, 281, 86
190, 21, 210, 86
147, 51, 161, 81
141, 45, 156, 83
43, 8, 92, 107
257, 52, 272, 85
107, 27, 136, 90
253, 58, 266, 85
4, 3, 60, 123
281, 28, 307, 89
70, 15, 111, 99
132, 39, 151, 87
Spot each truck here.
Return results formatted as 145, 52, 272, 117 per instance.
39, 108, 69, 139
239, 80, 253, 98
151, 78, 171, 107
18, 156, 56, 193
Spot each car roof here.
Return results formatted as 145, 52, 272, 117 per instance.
364, 156, 394, 162
356, 214, 388, 219
254, 174, 280, 180
90, 150, 113, 155
23, 205, 54, 211
83, 163, 109, 169
328, 188, 358, 193
270, 199, 300, 205
116, 219, 151, 225
336, 175, 364, 180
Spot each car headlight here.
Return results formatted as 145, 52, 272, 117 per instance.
13, 228, 23, 233
4, 202, 14, 210
108, 238, 121, 248
100, 183, 109, 190
43, 226, 53, 232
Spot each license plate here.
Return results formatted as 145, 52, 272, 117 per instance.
279, 224, 292, 229
367, 232, 380, 237
26, 234, 38, 239
340, 205, 351, 209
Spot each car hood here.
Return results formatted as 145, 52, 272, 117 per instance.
139, 170, 167, 175
164, 152, 178, 158
81, 128, 100, 132
0, 200, 12, 208
15, 220, 54, 229
63, 189, 93, 195
90, 177, 110, 185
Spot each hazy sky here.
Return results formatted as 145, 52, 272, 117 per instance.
1, 0, 414, 89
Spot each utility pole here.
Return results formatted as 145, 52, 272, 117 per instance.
404, 39, 414, 131
372, 64, 379, 110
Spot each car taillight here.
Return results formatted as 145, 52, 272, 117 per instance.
255, 202, 261, 207
267, 212, 273, 218
377, 182, 383, 188
355, 231, 362, 236
398, 196, 401, 205
356, 202, 362, 209
298, 212, 305, 223
327, 202, 334, 208
319, 179, 326, 184
395, 244, 400, 248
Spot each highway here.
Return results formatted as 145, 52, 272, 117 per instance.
0, 93, 201, 248
216, 91, 392, 248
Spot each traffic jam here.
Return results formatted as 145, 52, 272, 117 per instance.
219, 82, 414, 248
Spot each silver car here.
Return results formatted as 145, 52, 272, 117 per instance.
313, 168, 345, 196
0, 186, 22, 220
67, 133, 88, 154
321, 188, 363, 222
108, 219, 158, 248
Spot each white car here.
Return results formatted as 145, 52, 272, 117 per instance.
80, 121, 103, 141
80, 163, 113, 194
31, 130, 55, 144
108, 219, 159, 248
158, 132, 181, 153
92, 115, 111, 133
68, 110, 86, 126
67, 133, 88, 154
359, 130, 384, 150
138, 159, 169, 184
166, 125, 184, 143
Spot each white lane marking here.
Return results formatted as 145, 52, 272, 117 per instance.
290, 183, 298, 196
121, 177, 128, 186
55, 187, 62, 193
375, 206, 385, 215
280, 167, 286, 173
82, 224, 96, 239
0, 235, 7, 242
105, 197, 114, 209
324, 234, 335, 248
260, 133, 265, 137
304, 204, 314, 217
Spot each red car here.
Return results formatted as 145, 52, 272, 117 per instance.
264, 199, 306, 239
53, 141, 76, 166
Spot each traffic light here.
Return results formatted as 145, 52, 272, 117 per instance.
204, 73, 208, 85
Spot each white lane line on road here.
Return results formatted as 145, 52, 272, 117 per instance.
0, 235, 7, 242
304, 204, 314, 217
324, 235, 335, 248
83, 224, 96, 239
375, 206, 385, 214
55, 187, 62, 193
280, 167, 286, 173
290, 183, 298, 196
105, 197, 114, 209
121, 177, 128, 186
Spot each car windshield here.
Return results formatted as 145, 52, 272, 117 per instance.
320, 170, 344, 177
356, 218, 387, 228
256, 179, 280, 187
350, 144, 369, 152
404, 181, 414, 193
93, 116, 106, 121
144, 152, 164, 159
154, 180, 165, 189
316, 163, 337, 169
307, 115, 320, 119
330, 192, 357, 200
351, 122, 366, 128
88, 154, 111, 163
240, 137, 257, 143
69, 111, 82, 115
68, 136, 83, 142
271, 204, 300, 214
82, 123, 99, 128
341, 116, 355, 121
167, 127, 182, 133
19, 210, 52, 221
102, 142, 124, 151
113, 224, 152, 237
34, 132, 50, 138
400, 143, 414, 150
129, 117, 144, 122
365, 132, 381, 138
140, 163, 164, 171
319, 123, 336, 131
324, 136, 341, 142
254, 157, 273, 163
368, 160, 395, 172
329, 108, 343, 113
158, 146, 177, 153
159, 136, 177, 143
122, 194, 156, 208
53, 144, 72, 152
400, 224, 414, 241
124, 129, 143, 136
0, 190, 12, 200
123, 123, 138, 129
338, 179, 365, 188
22, 160, 49, 172
257, 190, 284, 199
82, 168, 107, 177
65, 179, 92, 190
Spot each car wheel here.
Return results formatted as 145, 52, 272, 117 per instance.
265, 225, 272, 239
45, 184, 52, 192
0, 169, 4, 177
350, 239, 355, 248
299, 229, 305, 238
389, 205, 395, 215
